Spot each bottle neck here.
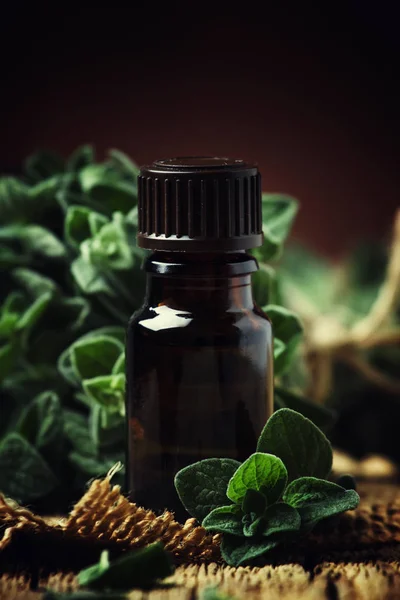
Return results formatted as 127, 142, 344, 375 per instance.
144, 251, 258, 312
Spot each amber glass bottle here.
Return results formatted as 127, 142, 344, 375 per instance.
126, 158, 273, 520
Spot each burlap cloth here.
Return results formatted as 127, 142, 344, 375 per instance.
1, 460, 400, 599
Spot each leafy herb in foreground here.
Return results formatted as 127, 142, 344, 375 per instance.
221, 534, 282, 567
256, 408, 333, 482
283, 477, 360, 531
226, 453, 287, 506
174, 458, 241, 521
77, 543, 174, 591
174, 408, 359, 567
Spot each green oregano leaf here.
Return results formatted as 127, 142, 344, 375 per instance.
262, 503, 301, 537
220, 533, 281, 567
67, 144, 95, 172
83, 374, 125, 415
77, 543, 174, 590
241, 489, 266, 516
257, 409, 333, 482
265, 305, 303, 375
253, 193, 298, 262
71, 336, 124, 380
0, 224, 66, 258
24, 150, 64, 181
0, 433, 57, 502
202, 505, 244, 536
242, 514, 265, 537
13, 268, 59, 299
112, 353, 125, 375
227, 453, 287, 506
283, 477, 360, 530
174, 458, 241, 521
16, 390, 63, 453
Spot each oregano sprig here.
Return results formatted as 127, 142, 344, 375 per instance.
174, 408, 360, 567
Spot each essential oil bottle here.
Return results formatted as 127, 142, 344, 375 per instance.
126, 157, 273, 519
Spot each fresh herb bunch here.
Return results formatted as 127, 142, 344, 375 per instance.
174, 408, 359, 567
0, 146, 330, 508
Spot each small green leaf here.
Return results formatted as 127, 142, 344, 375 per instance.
77, 543, 174, 590
64, 410, 97, 457
78, 550, 110, 586
221, 533, 281, 567
242, 513, 264, 537
65, 206, 93, 248
241, 489, 267, 516
0, 343, 19, 382
257, 409, 333, 482
71, 256, 115, 296
2, 291, 26, 313
83, 374, 125, 415
60, 297, 90, 332
254, 194, 298, 262
89, 404, 124, 450
251, 266, 277, 307
112, 353, 125, 375
263, 305, 303, 344
71, 336, 124, 380
89, 211, 109, 236
16, 391, 63, 453
0, 312, 19, 338
262, 503, 301, 537
264, 305, 303, 375
283, 477, 360, 530
29, 176, 64, 201
69, 452, 122, 477
83, 213, 135, 271
0, 433, 57, 502
24, 150, 64, 181
0, 225, 66, 258
274, 387, 336, 429
227, 453, 287, 506
174, 458, 241, 521
0, 177, 31, 224
108, 149, 140, 179
58, 328, 125, 386
280, 245, 335, 313
273, 338, 286, 373
16, 292, 52, 338
202, 505, 243, 536
13, 268, 59, 299
65, 206, 109, 249
67, 144, 95, 171
79, 165, 137, 214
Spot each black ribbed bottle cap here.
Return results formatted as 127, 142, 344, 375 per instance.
137, 157, 263, 251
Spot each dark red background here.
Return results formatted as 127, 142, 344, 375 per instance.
2, 3, 399, 257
